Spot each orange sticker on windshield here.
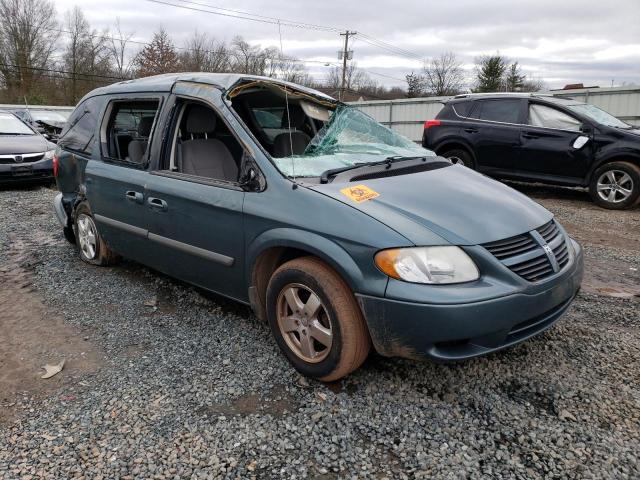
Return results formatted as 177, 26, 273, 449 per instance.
340, 185, 380, 203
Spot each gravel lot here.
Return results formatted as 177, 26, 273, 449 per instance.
0, 183, 638, 479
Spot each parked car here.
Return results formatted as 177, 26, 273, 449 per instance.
423, 93, 640, 209
0, 111, 56, 184
53, 74, 583, 380
12, 108, 71, 143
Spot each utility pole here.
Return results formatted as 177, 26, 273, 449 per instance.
339, 31, 356, 101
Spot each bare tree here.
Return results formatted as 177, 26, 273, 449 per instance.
423, 52, 464, 96
326, 63, 374, 93
180, 31, 230, 72
63, 7, 111, 103
0, 0, 59, 102
134, 27, 179, 77
522, 76, 546, 92
109, 18, 134, 80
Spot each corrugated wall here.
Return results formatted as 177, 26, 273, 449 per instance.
349, 86, 640, 142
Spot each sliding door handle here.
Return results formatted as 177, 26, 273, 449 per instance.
147, 197, 168, 212
125, 190, 144, 204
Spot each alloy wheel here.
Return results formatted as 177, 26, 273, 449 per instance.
276, 283, 333, 363
596, 169, 634, 204
448, 156, 465, 166
77, 214, 98, 260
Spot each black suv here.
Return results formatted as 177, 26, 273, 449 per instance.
423, 93, 640, 209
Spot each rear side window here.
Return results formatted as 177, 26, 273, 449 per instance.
528, 104, 581, 131
476, 99, 521, 124
452, 101, 473, 117
59, 97, 101, 155
101, 100, 160, 165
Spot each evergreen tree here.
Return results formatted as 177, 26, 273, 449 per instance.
505, 62, 525, 92
473, 55, 507, 92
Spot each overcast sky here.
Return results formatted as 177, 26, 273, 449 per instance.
53, 0, 640, 90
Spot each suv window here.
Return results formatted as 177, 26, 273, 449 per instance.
58, 97, 101, 155
528, 103, 581, 131
452, 101, 473, 117
476, 99, 521, 124
101, 100, 160, 165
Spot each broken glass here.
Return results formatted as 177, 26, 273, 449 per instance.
272, 105, 435, 178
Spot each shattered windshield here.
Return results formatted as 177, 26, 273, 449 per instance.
567, 104, 630, 129
272, 105, 435, 177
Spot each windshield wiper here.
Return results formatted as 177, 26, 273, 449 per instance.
319, 155, 427, 184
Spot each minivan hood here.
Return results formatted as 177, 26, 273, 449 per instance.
309, 164, 552, 245
0, 135, 50, 155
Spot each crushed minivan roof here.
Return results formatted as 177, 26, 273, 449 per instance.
83, 73, 336, 102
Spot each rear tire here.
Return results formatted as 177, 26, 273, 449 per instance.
73, 202, 118, 266
589, 161, 640, 210
266, 257, 371, 381
442, 148, 474, 168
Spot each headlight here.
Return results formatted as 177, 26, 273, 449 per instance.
375, 246, 479, 284
44, 149, 55, 160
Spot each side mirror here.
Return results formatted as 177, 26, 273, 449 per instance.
580, 124, 593, 135
239, 166, 261, 191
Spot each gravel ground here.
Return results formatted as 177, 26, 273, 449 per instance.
0, 184, 638, 479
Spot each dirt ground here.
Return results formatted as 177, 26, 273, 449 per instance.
0, 230, 102, 425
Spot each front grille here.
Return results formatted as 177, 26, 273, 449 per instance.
482, 220, 570, 282
0, 153, 45, 164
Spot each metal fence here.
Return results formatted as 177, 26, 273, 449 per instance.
349, 86, 640, 142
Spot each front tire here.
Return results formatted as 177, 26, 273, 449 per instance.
442, 148, 474, 168
589, 161, 640, 210
266, 257, 371, 381
73, 203, 118, 266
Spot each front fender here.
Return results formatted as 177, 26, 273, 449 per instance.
246, 228, 369, 293
588, 149, 640, 183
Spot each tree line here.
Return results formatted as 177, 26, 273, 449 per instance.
405, 52, 546, 98
0, 0, 546, 106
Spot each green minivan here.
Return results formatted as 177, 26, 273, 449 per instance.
54, 74, 583, 380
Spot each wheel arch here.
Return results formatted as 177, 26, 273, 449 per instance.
246, 228, 365, 321
434, 140, 477, 165
587, 152, 640, 185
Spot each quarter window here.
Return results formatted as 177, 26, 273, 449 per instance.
58, 97, 101, 155
528, 104, 581, 131
477, 99, 521, 124
101, 100, 160, 165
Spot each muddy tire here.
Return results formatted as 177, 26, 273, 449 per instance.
73, 202, 118, 266
266, 257, 371, 381
442, 148, 474, 169
589, 161, 640, 210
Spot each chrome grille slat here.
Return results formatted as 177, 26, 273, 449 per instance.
482, 220, 569, 283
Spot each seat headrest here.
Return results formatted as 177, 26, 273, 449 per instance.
138, 116, 154, 136
281, 106, 307, 129
186, 105, 217, 134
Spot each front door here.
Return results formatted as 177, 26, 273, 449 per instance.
143, 83, 247, 301
517, 102, 593, 180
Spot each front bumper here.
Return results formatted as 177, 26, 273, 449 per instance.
0, 158, 53, 184
357, 240, 584, 361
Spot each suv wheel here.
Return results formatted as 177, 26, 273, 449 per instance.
74, 203, 118, 265
442, 148, 474, 168
266, 257, 371, 381
589, 161, 640, 210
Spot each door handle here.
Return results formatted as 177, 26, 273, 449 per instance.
147, 197, 168, 212
522, 132, 540, 139
125, 190, 144, 204
464, 128, 478, 133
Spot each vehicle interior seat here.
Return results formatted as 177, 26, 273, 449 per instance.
126, 116, 154, 163
178, 105, 238, 181
273, 106, 311, 157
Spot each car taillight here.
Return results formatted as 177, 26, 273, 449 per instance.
53, 155, 59, 177
423, 119, 441, 129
